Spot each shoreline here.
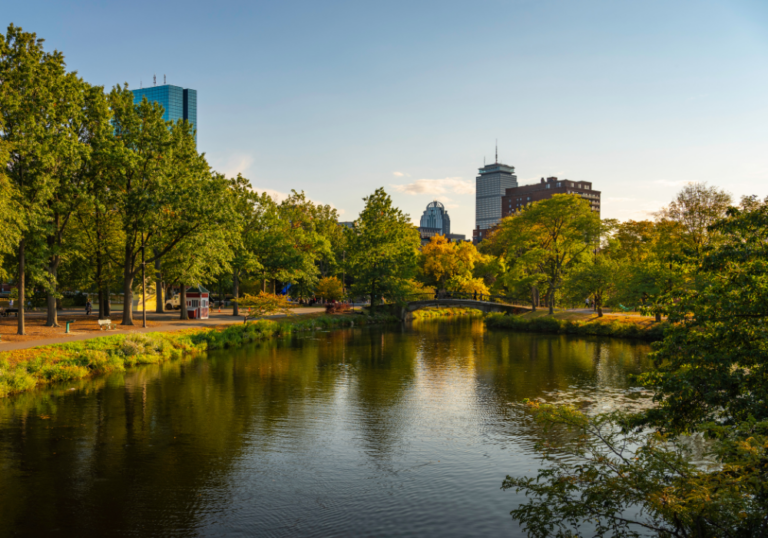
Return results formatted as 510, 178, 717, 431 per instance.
0, 312, 399, 399
484, 312, 667, 341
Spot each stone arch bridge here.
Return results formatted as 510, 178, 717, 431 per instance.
395, 296, 531, 320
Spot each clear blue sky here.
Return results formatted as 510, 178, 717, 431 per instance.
5, 0, 768, 235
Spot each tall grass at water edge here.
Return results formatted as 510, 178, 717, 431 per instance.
0, 313, 397, 398
484, 312, 667, 341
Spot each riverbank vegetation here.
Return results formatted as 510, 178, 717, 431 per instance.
503, 199, 768, 537
485, 312, 667, 340
0, 312, 398, 398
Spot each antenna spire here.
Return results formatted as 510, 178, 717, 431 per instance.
164, 74, 166, 84
495, 139, 498, 164
153, 74, 156, 86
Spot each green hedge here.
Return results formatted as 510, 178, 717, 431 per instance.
484, 313, 667, 341
0, 312, 398, 398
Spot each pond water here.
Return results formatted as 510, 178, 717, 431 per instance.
0, 318, 651, 537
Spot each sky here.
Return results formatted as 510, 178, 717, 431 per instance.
4, 0, 768, 236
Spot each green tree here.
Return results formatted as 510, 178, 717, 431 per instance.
151, 172, 238, 320
564, 255, 616, 316
493, 194, 601, 314
655, 182, 731, 262
505, 196, 768, 537
109, 86, 219, 326
344, 188, 420, 311
0, 24, 75, 334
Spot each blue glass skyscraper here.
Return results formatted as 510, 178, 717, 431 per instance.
130, 84, 197, 142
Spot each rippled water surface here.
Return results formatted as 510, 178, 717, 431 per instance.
0, 318, 651, 537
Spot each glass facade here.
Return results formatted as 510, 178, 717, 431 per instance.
130, 85, 197, 143
475, 163, 517, 230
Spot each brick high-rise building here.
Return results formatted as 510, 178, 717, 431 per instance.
501, 177, 601, 217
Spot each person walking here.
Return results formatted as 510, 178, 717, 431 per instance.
585, 297, 590, 309
85, 298, 92, 316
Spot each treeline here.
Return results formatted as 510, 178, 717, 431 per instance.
479, 182, 742, 318
0, 25, 353, 334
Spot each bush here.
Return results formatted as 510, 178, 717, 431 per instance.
325, 302, 351, 314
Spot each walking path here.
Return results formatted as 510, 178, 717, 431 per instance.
0, 307, 326, 352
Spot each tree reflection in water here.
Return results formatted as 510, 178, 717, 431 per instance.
0, 318, 650, 537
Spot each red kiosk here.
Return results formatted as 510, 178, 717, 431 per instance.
186, 285, 210, 320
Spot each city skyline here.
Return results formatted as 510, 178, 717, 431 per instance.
5, 0, 768, 236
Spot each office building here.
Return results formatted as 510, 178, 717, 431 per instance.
417, 201, 465, 245
475, 158, 517, 232
502, 177, 601, 218
130, 84, 197, 142
420, 201, 451, 236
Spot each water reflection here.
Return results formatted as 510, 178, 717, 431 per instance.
0, 318, 650, 537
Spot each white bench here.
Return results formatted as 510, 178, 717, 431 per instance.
98, 319, 114, 331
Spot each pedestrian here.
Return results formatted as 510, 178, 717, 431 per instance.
86, 298, 92, 316
585, 297, 590, 308
473, 290, 477, 301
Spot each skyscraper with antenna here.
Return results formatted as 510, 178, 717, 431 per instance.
474, 142, 517, 242
130, 80, 198, 144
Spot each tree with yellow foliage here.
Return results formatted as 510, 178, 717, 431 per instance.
237, 292, 296, 319
420, 236, 489, 296
315, 276, 343, 302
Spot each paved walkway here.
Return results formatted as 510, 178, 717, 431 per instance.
0, 307, 326, 352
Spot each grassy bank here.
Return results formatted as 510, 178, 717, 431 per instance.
411, 307, 483, 320
485, 312, 668, 341
0, 312, 397, 398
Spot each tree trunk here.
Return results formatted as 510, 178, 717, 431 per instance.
655, 312, 662, 322
45, 213, 61, 327
105, 285, 111, 317
155, 252, 164, 313
17, 238, 25, 336
531, 286, 537, 311
180, 284, 188, 320
45, 254, 59, 326
596, 294, 603, 317
548, 288, 555, 315
122, 242, 135, 326
46, 291, 58, 327
232, 270, 240, 316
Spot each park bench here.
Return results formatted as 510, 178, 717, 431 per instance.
617, 304, 634, 313
1, 308, 18, 317
98, 319, 114, 331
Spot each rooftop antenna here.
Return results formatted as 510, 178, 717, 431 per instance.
164, 74, 166, 84
153, 74, 156, 86
140, 80, 142, 88
495, 139, 498, 164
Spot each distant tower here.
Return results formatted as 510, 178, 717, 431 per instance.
130, 83, 198, 144
475, 145, 517, 232
420, 201, 451, 236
